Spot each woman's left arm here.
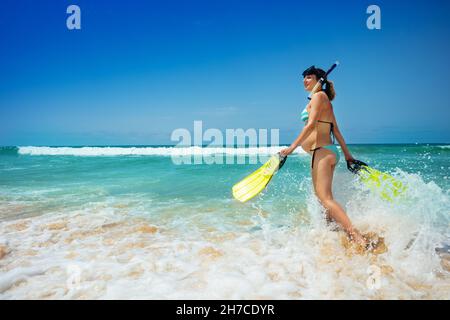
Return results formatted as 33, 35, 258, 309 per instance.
331, 112, 354, 161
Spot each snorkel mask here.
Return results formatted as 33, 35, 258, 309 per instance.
302, 65, 327, 84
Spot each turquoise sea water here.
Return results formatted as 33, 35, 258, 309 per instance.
0, 144, 449, 299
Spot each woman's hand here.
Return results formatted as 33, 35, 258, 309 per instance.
280, 146, 295, 157
345, 154, 356, 163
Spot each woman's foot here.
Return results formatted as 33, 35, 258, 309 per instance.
363, 232, 388, 254
348, 229, 367, 248
342, 230, 388, 255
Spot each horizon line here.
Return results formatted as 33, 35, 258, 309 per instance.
1, 142, 449, 148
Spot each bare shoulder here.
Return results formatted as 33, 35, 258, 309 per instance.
311, 91, 329, 102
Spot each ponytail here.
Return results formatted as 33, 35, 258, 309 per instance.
323, 80, 336, 101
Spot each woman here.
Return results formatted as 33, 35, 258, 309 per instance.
280, 66, 367, 247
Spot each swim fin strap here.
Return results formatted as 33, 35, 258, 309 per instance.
347, 160, 406, 202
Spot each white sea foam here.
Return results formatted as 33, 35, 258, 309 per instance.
0, 169, 448, 299
18, 146, 306, 157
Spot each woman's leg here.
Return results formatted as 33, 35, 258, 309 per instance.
311, 148, 366, 245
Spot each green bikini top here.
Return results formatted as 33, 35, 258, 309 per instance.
301, 107, 309, 122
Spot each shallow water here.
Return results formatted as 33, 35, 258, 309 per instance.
0, 145, 449, 299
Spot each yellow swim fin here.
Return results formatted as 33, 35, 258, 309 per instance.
232, 153, 287, 203
347, 160, 406, 202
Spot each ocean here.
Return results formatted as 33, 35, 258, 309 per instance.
0, 144, 449, 299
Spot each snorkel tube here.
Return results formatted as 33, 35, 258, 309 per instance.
306, 61, 339, 99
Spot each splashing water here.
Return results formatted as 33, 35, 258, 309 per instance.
0, 145, 449, 299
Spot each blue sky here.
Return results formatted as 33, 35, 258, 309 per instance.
1, 0, 449, 146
